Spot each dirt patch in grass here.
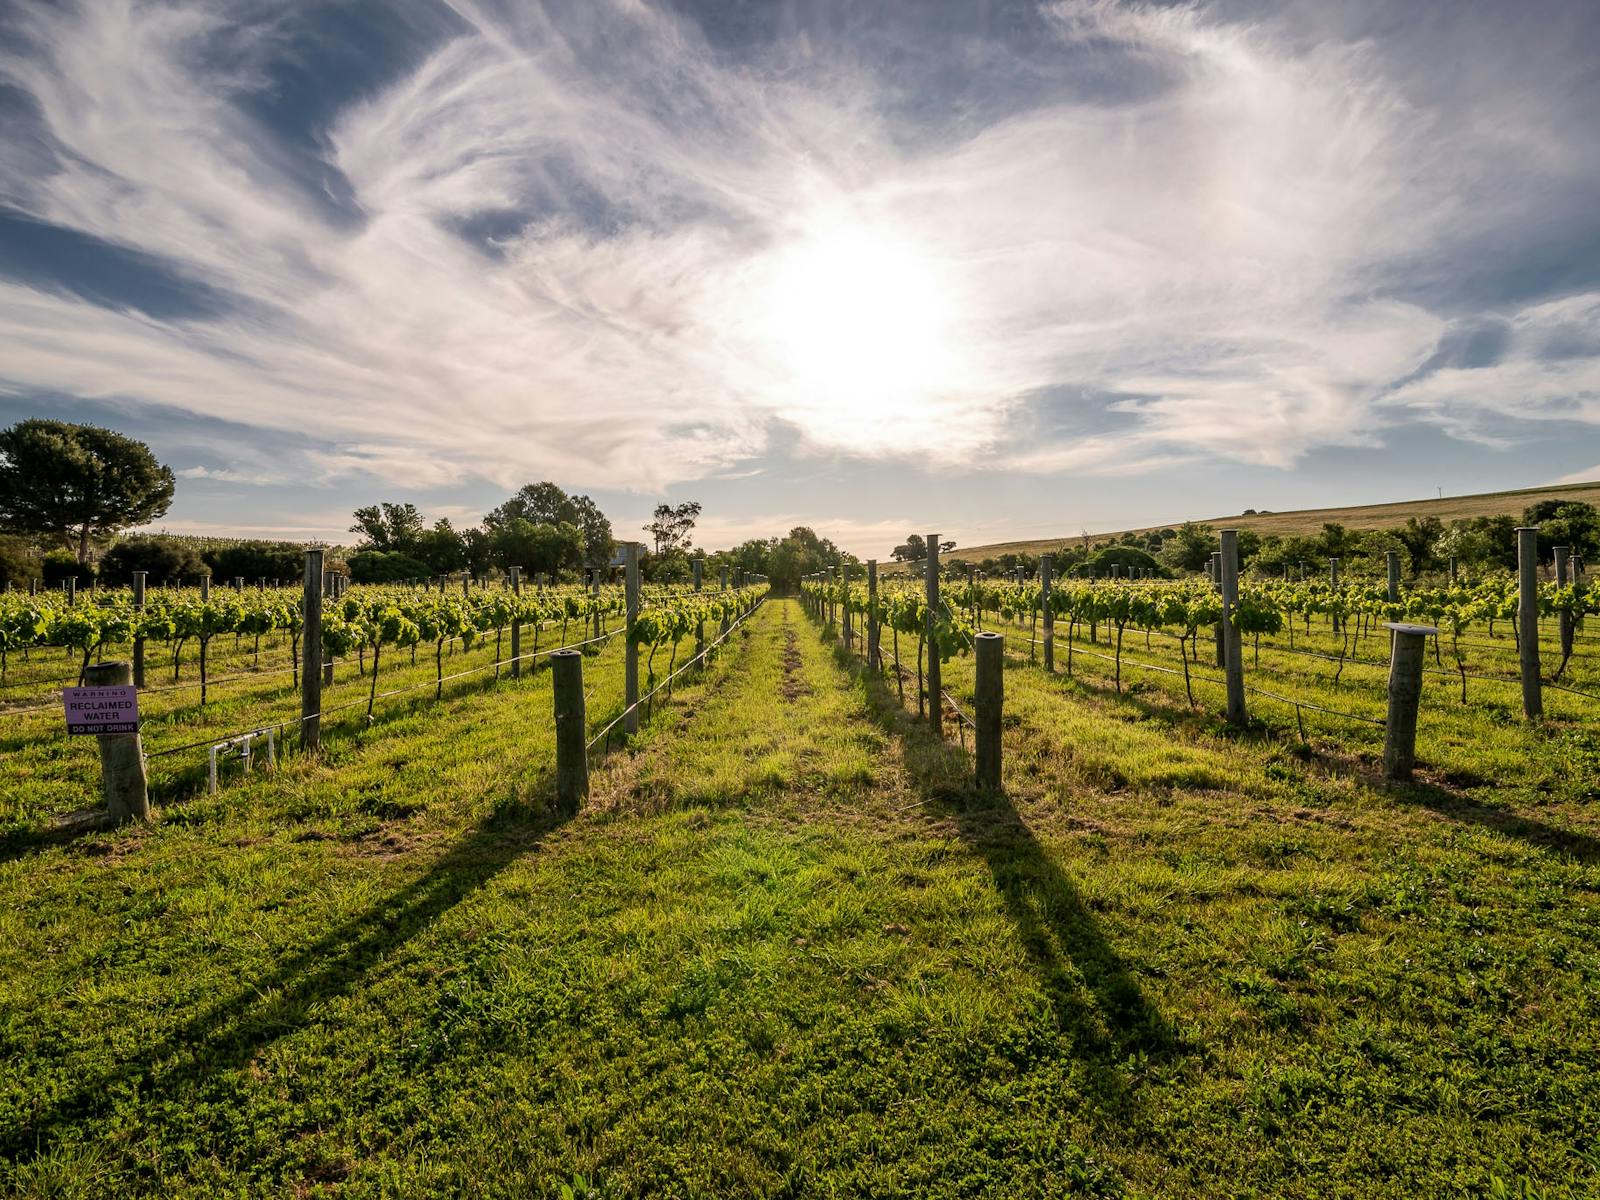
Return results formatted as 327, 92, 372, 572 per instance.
780, 622, 811, 701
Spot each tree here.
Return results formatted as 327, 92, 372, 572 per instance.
646, 502, 702, 556
568, 494, 615, 569
1436, 516, 1516, 572
350, 503, 426, 554
0, 419, 175, 562
484, 482, 573, 530
891, 534, 927, 563
413, 519, 467, 575
484, 482, 612, 570
1525, 500, 1600, 560
488, 519, 584, 579
765, 526, 846, 590
462, 527, 493, 578
1393, 516, 1445, 577
1312, 522, 1364, 561
1159, 522, 1218, 572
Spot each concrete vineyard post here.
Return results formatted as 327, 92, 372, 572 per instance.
974, 631, 1004, 790
234, 577, 244, 593
1220, 530, 1247, 727
867, 559, 880, 669
1386, 552, 1400, 604
510, 566, 523, 679
693, 558, 704, 661
132, 571, 147, 689
201, 573, 211, 601
1516, 527, 1542, 719
1449, 556, 1458, 584
66, 577, 75, 607
624, 543, 641, 735
1383, 623, 1435, 780
926, 533, 942, 737
85, 661, 149, 823
302, 549, 324, 753
552, 650, 588, 815
1040, 554, 1055, 673
1555, 545, 1573, 662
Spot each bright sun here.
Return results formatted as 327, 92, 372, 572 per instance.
756, 218, 961, 443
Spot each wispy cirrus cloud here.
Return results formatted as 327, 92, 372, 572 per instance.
0, 0, 1596, 518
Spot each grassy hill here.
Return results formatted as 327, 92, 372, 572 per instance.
950, 478, 1600, 561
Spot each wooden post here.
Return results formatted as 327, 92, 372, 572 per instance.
1383, 623, 1435, 780
1516, 527, 1542, 719
1555, 545, 1574, 663
302, 549, 323, 753
867, 559, 880, 669
926, 533, 942, 736
84, 661, 148, 823
624, 542, 641, 735
1386, 551, 1400, 604
510, 566, 523, 679
1449, 556, 1458, 584
66, 577, 75, 607
719, 564, 730, 636
552, 649, 588, 815
1040, 553, 1054, 672
1220, 530, 1246, 727
234, 576, 244, 593
693, 558, 705, 661
974, 631, 1003, 790
201, 573, 211, 601
131, 571, 147, 689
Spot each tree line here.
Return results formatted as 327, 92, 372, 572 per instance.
931, 505, 1600, 582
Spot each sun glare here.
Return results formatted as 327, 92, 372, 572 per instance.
756, 218, 962, 444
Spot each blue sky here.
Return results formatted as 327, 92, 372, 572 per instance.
1, 0, 1598, 557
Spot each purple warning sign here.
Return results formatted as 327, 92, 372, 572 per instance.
63, 685, 140, 735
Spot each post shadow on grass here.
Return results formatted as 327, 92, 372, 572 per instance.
832, 643, 1178, 1088
0, 768, 575, 1166
1326, 755, 1600, 865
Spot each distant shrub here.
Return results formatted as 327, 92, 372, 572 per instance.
348, 550, 431, 583
203, 541, 305, 585
98, 536, 206, 586
41, 549, 95, 588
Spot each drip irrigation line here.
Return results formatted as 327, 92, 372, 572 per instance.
939, 688, 977, 731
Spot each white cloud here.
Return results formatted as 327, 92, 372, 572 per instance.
0, 0, 1597, 501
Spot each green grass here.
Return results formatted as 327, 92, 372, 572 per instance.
2, 600, 1597, 1197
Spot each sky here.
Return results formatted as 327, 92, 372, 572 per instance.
1, 0, 1599, 559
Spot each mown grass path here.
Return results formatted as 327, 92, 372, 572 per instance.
2, 599, 1597, 1197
